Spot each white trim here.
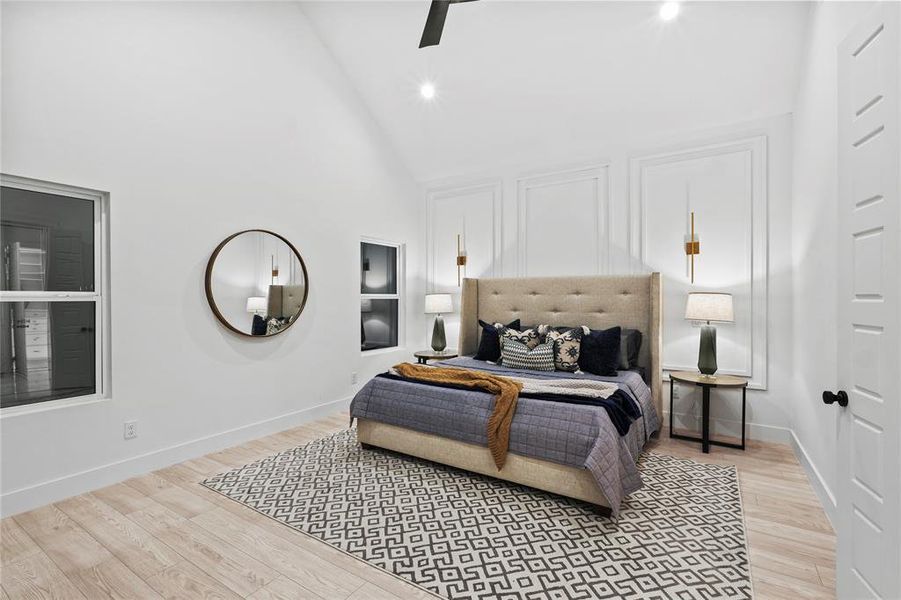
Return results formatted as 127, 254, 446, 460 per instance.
0, 173, 111, 412
359, 345, 408, 358
628, 136, 768, 389
0, 395, 353, 518
0, 394, 110, 419
515, 163, 611, 277
425, 178, 502, 290
789, 430, 837, 528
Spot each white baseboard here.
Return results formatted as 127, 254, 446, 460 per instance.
0, 396, 352, 518
789, 430, 837, 527
663, 410, 792, 444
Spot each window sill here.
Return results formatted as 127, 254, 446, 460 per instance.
0, 394, 110, 419
361, 346, 406, 357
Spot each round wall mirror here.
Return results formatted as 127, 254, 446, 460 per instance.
205, 230, 309, 337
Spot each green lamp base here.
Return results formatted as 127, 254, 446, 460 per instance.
431, 314, 447, 352
698, 323, 718, 376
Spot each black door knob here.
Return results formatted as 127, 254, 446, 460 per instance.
822, 390, 849, 407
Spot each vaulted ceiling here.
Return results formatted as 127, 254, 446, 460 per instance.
302, 1, 810, 181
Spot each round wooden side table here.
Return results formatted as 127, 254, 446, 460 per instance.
413, 350, 458, 364
669, 371, 749, 453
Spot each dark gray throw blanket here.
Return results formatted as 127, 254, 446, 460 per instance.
350, 357, 659, 517
375, 372, 642, 435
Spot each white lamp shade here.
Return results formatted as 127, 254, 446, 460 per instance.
425, 293, 453, 314
685, 292, 734, 322
246, 296, 267, 313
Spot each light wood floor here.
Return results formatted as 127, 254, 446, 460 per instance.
1, 412, 835, 600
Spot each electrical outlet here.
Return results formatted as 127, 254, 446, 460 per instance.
124, 421, 138, 440
351, 372, 358, 385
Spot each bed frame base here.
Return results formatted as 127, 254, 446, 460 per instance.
356, 419, 611, 510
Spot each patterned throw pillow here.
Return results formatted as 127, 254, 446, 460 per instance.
501, 339, 555, 371
543, 326, 584, 372
500, 326, 544, 350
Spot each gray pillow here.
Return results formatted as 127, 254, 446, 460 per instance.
619, 329, 643, 369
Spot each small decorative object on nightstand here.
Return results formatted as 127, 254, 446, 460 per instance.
684, 292, 734, 376
669, 371, 749, 453
414, 350, 458, 365
425, 293, 453, 352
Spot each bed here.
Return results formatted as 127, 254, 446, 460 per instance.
351, 274, 662, 516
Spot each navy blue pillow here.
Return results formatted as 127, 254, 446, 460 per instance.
474, 319, 521, 362
579, 326, 622, 376
251, 314, 267, 336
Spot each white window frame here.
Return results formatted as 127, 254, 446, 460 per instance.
0, 174, 111, 416
360, 237, 405, 355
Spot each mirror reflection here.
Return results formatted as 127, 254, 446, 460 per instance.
206, 230, 308, 337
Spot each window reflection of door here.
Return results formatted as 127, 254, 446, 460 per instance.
1, 180, 103, 410
48, 232, 85, 291
50, 302, 94, 394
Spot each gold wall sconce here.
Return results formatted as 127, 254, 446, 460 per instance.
456, 234, 467, 286
684, 211, 700, 283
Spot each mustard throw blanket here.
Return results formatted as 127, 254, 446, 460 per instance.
392, 363, 523, 470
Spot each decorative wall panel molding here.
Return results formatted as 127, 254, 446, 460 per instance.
425, 179, 502, 350
426, 179, 502, 291
515, 164, 611, 277
629, 136, 768, 389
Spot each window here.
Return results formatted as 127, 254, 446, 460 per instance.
361, 240, 402, 352
1, 176, 109, 411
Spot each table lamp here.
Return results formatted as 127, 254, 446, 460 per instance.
425, 293, 453, 352
246, 296, 267, 316
685, 292, 734, 376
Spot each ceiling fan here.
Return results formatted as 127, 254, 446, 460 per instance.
419, 0, 479, 48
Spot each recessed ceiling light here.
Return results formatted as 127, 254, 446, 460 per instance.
420, 82, 436, 100
659, 1, 680, 21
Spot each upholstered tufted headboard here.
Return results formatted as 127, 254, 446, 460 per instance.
458, 274, 662, 425
267, 284, 307, 320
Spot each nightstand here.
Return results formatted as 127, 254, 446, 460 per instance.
669, 371, 749, 453
413, 350, 458, 364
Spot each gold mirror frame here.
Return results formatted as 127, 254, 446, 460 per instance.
204, 229, 309, 338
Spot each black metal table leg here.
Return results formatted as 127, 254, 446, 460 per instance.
740, 386, 746, 450
702, 386, 710, 453
669, 378, 675, 437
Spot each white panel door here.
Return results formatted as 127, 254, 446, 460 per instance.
516, 165, 609, 277
836, 4, 900, 599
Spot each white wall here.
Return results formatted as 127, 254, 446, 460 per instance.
426, 114, 795, 444
790, 0, 878, 523
0, 1, 426, 516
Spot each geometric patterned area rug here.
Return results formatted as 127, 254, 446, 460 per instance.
202, 429, 752, 600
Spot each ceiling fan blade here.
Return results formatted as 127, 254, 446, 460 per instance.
419, 0, 449, 48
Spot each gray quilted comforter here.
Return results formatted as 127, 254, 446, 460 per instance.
350, 356, 659, 517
